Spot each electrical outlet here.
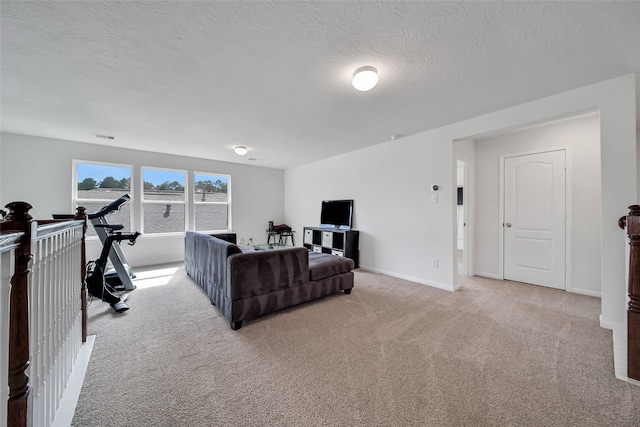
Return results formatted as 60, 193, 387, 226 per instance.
431, 258, 439, 268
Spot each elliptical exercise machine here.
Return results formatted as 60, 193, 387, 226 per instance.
86, 224, 140, 312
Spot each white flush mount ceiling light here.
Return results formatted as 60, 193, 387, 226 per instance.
352, 66, 378, 91
234, 146, 248, 156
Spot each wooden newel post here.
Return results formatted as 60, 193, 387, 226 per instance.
75, 206, 88, 343
619, 205, 640, 381
4, 202, 34, 427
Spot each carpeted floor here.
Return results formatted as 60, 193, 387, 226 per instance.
72, 267, 640, 426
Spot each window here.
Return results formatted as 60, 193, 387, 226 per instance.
73, 162, 232, 236
142, 168, 186, 234
74, 161, 132, 237
194, 173, 230, 232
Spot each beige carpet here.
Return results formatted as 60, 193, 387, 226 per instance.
72, 268, 640, 426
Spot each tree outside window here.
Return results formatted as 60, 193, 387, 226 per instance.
75, 162, 133, 237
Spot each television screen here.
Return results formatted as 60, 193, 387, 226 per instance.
320, 199, 353, 230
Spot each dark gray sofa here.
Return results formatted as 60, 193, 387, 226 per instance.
185, 231, 354, 330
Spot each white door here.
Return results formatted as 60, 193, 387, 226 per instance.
503, 150, 566, 289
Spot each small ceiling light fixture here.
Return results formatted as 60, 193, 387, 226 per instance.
234, 146, 248, 156
352, 66, 379, 91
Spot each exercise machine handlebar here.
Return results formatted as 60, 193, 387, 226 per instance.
93, 224, 140, 246
88, 194, 131, 219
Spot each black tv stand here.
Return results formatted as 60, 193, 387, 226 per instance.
303, 227, 359, 268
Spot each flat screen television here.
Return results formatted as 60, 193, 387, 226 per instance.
320, 199, 353, 230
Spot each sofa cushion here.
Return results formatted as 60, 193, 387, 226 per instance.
228, 247, 309, 300
308, 252, 354, 281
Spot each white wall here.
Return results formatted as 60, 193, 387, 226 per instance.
474, 113, 601, 296
0, 133, 284, 266
285, 74, 636, 329
286, 133, 455, 290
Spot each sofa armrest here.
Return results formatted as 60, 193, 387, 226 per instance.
228, 247, 309, 300
185, 231, 242, 299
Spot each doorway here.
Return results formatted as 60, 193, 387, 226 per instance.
457, 158, 468, 276
502, 149, 566, 289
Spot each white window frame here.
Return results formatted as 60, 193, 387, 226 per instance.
73, 159, 133, 239
140, 166, 188, 235
193, 171, 232, 233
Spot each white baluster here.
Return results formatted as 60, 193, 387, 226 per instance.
20, 222, 86, 426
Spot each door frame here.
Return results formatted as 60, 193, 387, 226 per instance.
498, 146, 572, 290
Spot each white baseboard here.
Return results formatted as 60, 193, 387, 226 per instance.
612, 326, 628, 381
610, 325, 640, 386
358, 265, 455, 292
566, 287, 601, 298
51, 335, 96, 427
474, 272, 502, 280
599, 315, 623, 331
473, 274, 602, 298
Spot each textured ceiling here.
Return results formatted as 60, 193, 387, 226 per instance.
2, 1, 640, 170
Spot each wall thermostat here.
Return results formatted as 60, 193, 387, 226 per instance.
431, 184, 439, 192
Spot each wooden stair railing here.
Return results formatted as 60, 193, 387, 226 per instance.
75, 206, 88, 342
1, 202, 88, 427
619, 205, 640, 381
1, 230, 25, 427
2, 202, 35, 427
